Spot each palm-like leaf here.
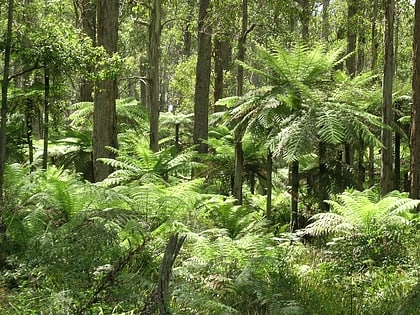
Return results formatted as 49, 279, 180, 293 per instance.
305, 189, 420, 236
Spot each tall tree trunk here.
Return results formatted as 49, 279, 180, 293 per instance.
266, 150, 273, 220
193, 0, 212, 154
93, 0, 119, 182
232, 129, 244, 204
381, 0, 395, 196
214, 38, 230, 111
319, 142, 329, 211
410, 0, 420, 200
395, 100, 401, 190
42, 65, 50, 169
290, 161, 299, 232
300, 0, 310, 39
232, 0, 248, 203
77, 0, 96, 102
148, 0, 162, 152
25, 99, 34, 170
0, 0, 14, 203
346, 0, 358, 77
371, 0, 379, 72
321, 0, 330, 41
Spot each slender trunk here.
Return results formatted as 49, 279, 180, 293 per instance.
214, 39, 230, 111
371, 0, 379, 72
266, 150, 273, 221
78, 0, 96, 102
300, 0, 310, 39
410, 0, 420, 200
321, 0, 330, 41
232, 0, 248, 201
232, 129, 244, 204
0, 0, 14, 202
237, 0, 248, 96
347, 0, 358, 77
368, 145, 375, 186
25, 99, 34, 170
193, 0, 212, 154
93, 0, 119, 182
148, 0, 162, 152
357, 148, 365, 190
319, 142, 329, 211
42, 65, 50, 169
395, 100, 401, 190
381, 0, 395, 196
175, 123, 180, 152
290, 161, 299, 232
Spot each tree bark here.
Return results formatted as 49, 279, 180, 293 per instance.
381, 0, 395, 196
42, 65, 50, 170
140, 234, 186, 315
266, 150, 273, 220
371, 0, 379, 72
148, 0, 162, 152
232, 0, 248, 203
214, 38, 231, 111
300, 0, 310, 39
321, 0, 330, 41
410, 0, 420, 199
93, 0, 119, 182
318, 142, 329, 211
232, 129, 244, 204
290, 161, 299, 232
346, 0, 358, 77
77, 0, 96, 102
193, 0, 212, 154
0, 0, 14, 201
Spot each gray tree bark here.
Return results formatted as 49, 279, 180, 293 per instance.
193, 0, 212, 154
93, 0, 119, 182
381, 0, 395, 196
410, 0, 420, 200
148, 0, 162, 152
0, 0, 14, 201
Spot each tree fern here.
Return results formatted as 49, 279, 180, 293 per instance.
305, 189, 420, 237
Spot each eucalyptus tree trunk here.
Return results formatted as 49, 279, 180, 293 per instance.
78, 0, 96, 102
300, 0, 310, 39
214, 38, 231, 111
193, 0, 212, 154
381, 0, 395, 196
0, 0, 14, 201
232, 0, 248, 203
93, 0, 119, 182
346, 0, 357, 77
42, 65, 50, 170
148, 0, 162, 152
368, 0, 379, 187
371, 0, 379, 72
321, 0, 330, 41
410, 0, 420, 200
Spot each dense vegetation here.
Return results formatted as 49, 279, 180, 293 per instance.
0, 0, 419, 314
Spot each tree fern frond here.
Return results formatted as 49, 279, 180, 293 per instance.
305, 213, 353, 236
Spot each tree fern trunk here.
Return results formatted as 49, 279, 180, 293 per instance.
290, 161, 299, 231
319, 142, 329, 211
